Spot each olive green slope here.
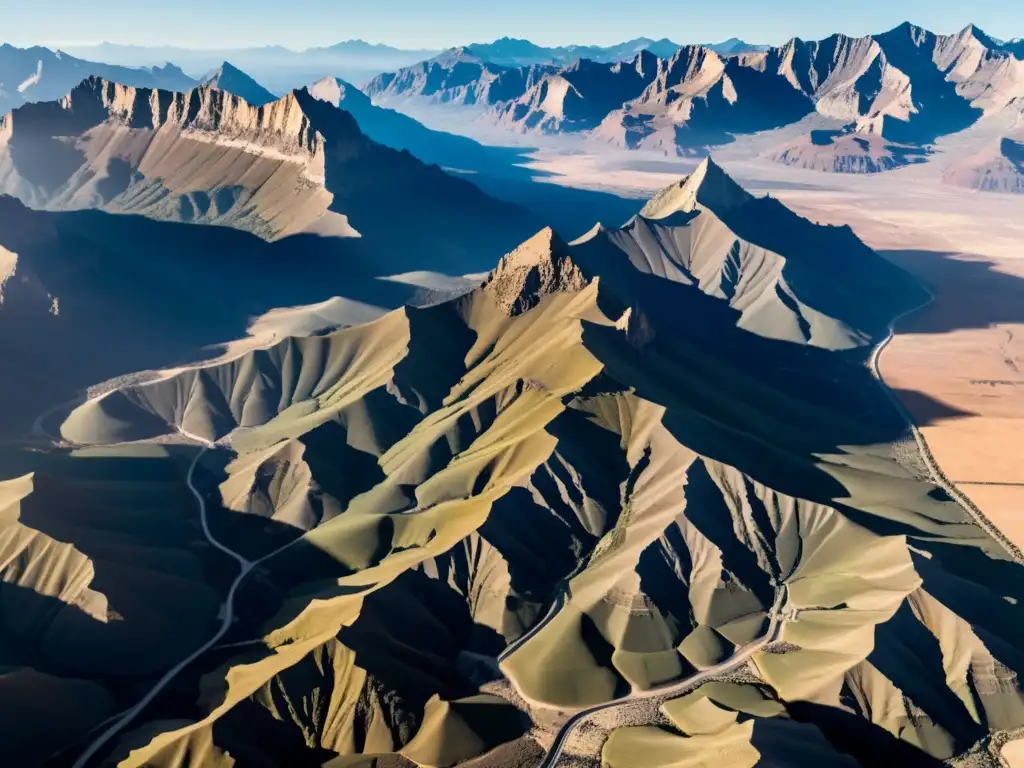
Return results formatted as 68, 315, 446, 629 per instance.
31, 165, 1024, 766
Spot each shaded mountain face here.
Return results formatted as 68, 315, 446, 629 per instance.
10, 158, 1022, 768
304, 74, 646, 239
0, 43, 196, 107
0, 194, 465, 436
369, 22, 1024, 165
306, 74, 521, 170
200, 61, 278, 106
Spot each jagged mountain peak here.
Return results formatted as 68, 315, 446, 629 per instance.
878, 20, 934, 47
639, 156, 752, 219
481, 226, 588, 315
200, 61, 277, 106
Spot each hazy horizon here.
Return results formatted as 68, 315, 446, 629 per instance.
3, 0, 1020, 51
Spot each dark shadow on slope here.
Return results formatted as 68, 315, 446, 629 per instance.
4, 442, 524, 766
889, 388, 976, 425
13, 448, 229, 678
909, 547, 1024, 674
296, 90, 543, 275
705, 197, 931, 340
0, 200, 495, 437
881, 250, 1024, 335
782, 700, 947, 767
206, 569, 529, 765
479, 486, 594, 600
340, 569, 506, 696
872, 25, 984, 145
682, 460, 776, 609
636, 522, 696, 633
869, 601, 987, 754
315, 82, 539, 182
314, 82, 644, 234
470, 172, 644, 240
576, 273, 970, 544
715, 60, 817, 133
206, 699, 338, 767
476, 403, 634, 607
0, 582, 120, 767
0, 448, 358, 765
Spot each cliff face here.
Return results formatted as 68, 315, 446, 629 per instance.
48, 78, 329, 175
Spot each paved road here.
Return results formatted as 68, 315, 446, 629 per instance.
497, 589, 567, 664
73, 431, 254, 767
537, 587, 788, 767
870, 290, 1023, 563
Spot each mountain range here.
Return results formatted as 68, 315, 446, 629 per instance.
2, 20, 1024, 768
0, 43, 196, 107
367, 22, 1024, 182
449, 36, 768, 66
49, 36, 766, 97
6, 145, 1024, 766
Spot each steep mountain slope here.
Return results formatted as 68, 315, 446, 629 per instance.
200, 61, 277, 106
491, 52, 659, 134
0, 77, 538, 249
943, 136, 1024, 192
765, 129, 931, 173
364, 48, 557, 106
599, 22, 1022, 157
38, 159, 917, 451
59, 159, 921, 443
0, 44, 196, 106
25, 162, 1024, 768
593, 45, 817, 152
307, 74, 521, 171
303, 74, 643, 237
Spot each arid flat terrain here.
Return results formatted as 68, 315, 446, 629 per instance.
519, 146, 1024, 548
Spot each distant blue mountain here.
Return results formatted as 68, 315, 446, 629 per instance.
705, 37, 772, 54
464, 36, 768, 65
201, 62, 278, 105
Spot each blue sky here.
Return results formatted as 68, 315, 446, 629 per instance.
6, 0, 1022, 50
